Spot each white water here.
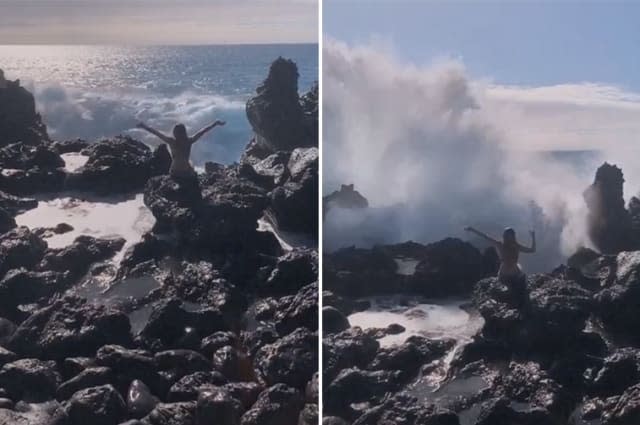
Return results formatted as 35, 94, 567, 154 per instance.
60, 152, 89, 172
348, 296, 483, 347
394, 257, 420, 275
257, 216, 316, 251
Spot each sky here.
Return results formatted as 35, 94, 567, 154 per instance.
0, 0, 318, 44
324, 0, 640, 151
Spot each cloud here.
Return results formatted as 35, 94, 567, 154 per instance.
323, 39, 640, 272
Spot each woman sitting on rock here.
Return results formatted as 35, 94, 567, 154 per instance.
464, 226, 536, 300
136, 120, 225, 178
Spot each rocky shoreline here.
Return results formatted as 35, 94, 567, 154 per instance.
0, 57, 318, 425
323, 165, 640, 425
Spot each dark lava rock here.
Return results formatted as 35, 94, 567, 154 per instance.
154, 349, 211, 381
142, 401, 196, 425
299, 403, 318, 425
584, 163, 636, 254
352, 393, 459, 425
260, 249, 317, 296
128, 379, 159, 419
0, 358, 61, 401
0, 142, 63, 169
65, 384, 127, 425
0, 226, 47, 278
0, 346, 17, 366
240, 384, 304, 425
591, 348, 640, 397
255, 328, 317, 390
0, 269, 70, 320
324, 368, 403, 419
0, 400, 68, 425
323, 327, 380, 383
65, 136, 168, 195
51, 139, 90, 154
223, 382, 263, 411
245, 57, 310, 152
0, 189, 38, 215
9, 297, 132, 360
367, 337, 452, 381
0, 207, 15, 234
212, 346, 254, 382
196, 387, 243, 425
322, 306, 350, 334
323, 184, 369, 216
167, 371, 227, 402
0, 167, 66, 195
275, 282, 318, 335
475, 397, 554, 425
39, 235, 125, 279
0, 78, 50, 146
200, 331, 238, 358
56, 366, 114, 401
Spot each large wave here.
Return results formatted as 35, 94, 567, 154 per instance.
26, 81, 249, 165
323, 40, 640, 272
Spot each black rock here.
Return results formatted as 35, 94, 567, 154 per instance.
167, 371, 227, 402
239, 384, 304, 425
196, 387, 244, 425
0, 358, 61, 401
127, 379, 159, 419
56, 367, 114, 401
65, 384, 127, 425
322, 306, 350, 334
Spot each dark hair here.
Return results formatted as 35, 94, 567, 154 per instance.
503, 227, 516, 241
173, 124, 187, 139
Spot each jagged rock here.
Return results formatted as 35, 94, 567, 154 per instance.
142, 401, 196, 425
240, 384, 304, 425
0, 400, 68, 425
9, 297, 132, 359
0, 142, 63, 169
591, 348, 640, 397
323, 184, 369, 216
584, 163, 636, 254
352, 394, 459, 425
245, 58, 309, 152
0, 79, 50, 146
255, 328, 317, 390
128, 379, 159, 419
0, 226, 47, 278
154, 349, 211, 382
0, 190, 38, 215
51, 139, 90, 154
275, 282, 318, 335
0, 269, 69, 321
167, 371, 227, 402
212, 346, 253, 382
196, 387, 243, 425
298, 403, 318, 425
39, 235, 125, 278
0, 167, 65, 195
65, 384, 127, 425
200, 331, 238, 358
0, 358, 61, 401
66, 136, 169, 195
323, 327, 379, 383
260, 249, 317, 296
56, 367, 114, 401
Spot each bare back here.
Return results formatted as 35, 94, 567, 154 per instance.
166, 136, 194, 177
496, 241, 521, 278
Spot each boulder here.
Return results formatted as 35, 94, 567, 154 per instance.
65, 384, 127, 425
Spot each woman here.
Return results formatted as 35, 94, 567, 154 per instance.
464, 226, 536, 282
137, 120, 225, 178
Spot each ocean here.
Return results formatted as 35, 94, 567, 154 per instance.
0, 44, 318, 165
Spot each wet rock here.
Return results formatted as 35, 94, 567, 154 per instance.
352, 393, 459, 425
306, 372, 319, 403
0, 79, 50, 146
601, 383, 640, 425
240, 383, 304, 425
95, 345, 168, 399
66, 136, 166, 195
212, 346, 254, 382
39, 235, 126, 279
154, 350, 211, 382
323, 327, 379, 383
261, 249, 317, 296
275, 282, 318, 335
196, 387, 243, 425
0, 398, 12, 409
65, 384, 127, 425
200, 331, 238, 358
9, 297, 132, 360
255, 328, 317, 390
322, 306, 350, 334
142, 401, 196, 425
139, 299, 227, 351
0, 358, 61, 401
0, 167, 66, 196
240, 151, 290, 189
0, 189, 38, 215
323, 184, 369, 216
0, 226, 47, 278
0, 269, 70, 320
584, 163, 636, 254
61, 357, 96, 380
222, 382, 263, 411
34, 222, 74, 239
475, 397, 554, 425
245, 57, 309, 152
367, 338, 451, 381
167, 371, 227, 402
51, 139, 90, 154
0, 346, 17, 366
242, 326, 279, 359
0, 142, 63, 170
591, 348, 640, 397
128, 379, 159, 419
323, 417, 350, 425
56, 367, 114, 401
324, 368, 403, 419
0, 208, 15, 234
0, 400, 68, 425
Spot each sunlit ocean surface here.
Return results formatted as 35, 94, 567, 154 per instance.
0, 44, 318, 164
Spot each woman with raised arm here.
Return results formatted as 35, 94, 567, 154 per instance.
136, 120, 225, 178
464, 226, 536, 283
